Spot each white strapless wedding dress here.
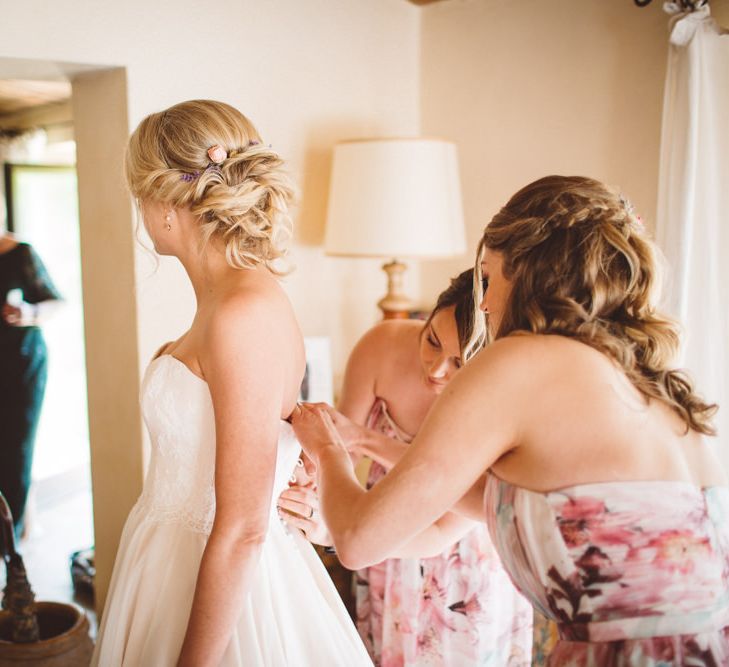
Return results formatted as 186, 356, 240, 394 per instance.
92, 355, 371, 666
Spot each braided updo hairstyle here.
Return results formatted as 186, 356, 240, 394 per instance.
468, 175, 716, 435
125, 99, 293, 272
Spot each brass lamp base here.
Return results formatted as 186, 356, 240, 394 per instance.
377, 259, 413, 320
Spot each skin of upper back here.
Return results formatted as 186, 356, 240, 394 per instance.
482, 333, 725, 492
363, 320, 438, 433
171, 270, 305, 420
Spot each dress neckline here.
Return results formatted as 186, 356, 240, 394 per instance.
147, 353, 296, 430
372, 398, 415, 442
150, 353, 207, 385
487, 471, 725, 497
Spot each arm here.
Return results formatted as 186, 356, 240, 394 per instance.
327, 406, 487, 522
355, 427, 409, 470
1, 299, 61, 326
356, 425, 486, 522
319, 324, 480, 555
293, 337, 525, 570
3, 244, 63, 326
277, 482, 475, 557
177, 297, 288, 667
391, 512, 477, 558
272, 318, 384, 548
21, 243, 62, 317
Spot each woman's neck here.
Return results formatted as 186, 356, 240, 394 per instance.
177, 239, 265, 305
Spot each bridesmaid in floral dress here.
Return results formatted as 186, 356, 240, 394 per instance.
292, 176, 729, 666
279, 270, 532, 666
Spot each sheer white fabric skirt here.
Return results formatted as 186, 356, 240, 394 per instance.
92, 503, 371, 666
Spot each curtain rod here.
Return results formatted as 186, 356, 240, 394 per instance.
634, 0, 708, 8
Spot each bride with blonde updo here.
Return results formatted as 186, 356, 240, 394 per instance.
92, 100, 371, 667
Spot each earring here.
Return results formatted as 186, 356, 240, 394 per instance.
164, 213, 172, 231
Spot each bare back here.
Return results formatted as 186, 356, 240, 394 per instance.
483, 335, 724, 491
339, 320, 435, 432
159, 267, 305, 420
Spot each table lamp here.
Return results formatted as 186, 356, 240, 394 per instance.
324, 138, 466, 319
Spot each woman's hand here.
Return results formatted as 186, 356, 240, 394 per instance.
295, 403, 366, 455
319, 405, 368, 455
2, 302, 35, 327
291, 403, 348, 463
277, 483, 333, 547
290, 452, 317, 486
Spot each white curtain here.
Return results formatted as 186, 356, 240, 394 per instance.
656, 4, 729, 470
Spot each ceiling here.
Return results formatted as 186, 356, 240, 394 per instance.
0, 79, 71, 116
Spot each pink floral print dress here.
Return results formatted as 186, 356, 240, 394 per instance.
484, 476, 729, 666
356, 399, 533, 667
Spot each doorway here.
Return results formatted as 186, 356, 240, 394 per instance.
0, 58, 141, 615
0, 80, 94, 613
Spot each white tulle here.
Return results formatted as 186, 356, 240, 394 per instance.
92, 355, 371, 666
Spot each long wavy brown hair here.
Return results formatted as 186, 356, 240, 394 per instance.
470, 175, 716, 435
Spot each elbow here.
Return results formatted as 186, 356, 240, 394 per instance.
335, 549, 367, 572
233, 529, 268, 551
411, 545, 444, 560
334, 527, 381, 571
210, 520, 268, 557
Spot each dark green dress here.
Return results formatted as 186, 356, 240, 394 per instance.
0, 242, 61, 537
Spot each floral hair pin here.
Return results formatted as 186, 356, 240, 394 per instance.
619, 194, 643, 227
178, 163, 222, 182
180, 141, 267, 182
207, 144, 227, 164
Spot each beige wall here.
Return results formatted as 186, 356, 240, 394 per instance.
419, 0, 706, 300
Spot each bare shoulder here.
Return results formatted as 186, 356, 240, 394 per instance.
528, 334, 631, 383
152, 340, 176, 360
222, 272, 295, 323
476, 333, 608, 367
199, 275, 305, 414
459, 333, 608, 391
345, 319, 417, 379
353, 319, 420, 359
466, 333, 546, 372
203, 275, 302, 361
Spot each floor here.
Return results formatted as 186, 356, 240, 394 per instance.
0, 466, 97, 638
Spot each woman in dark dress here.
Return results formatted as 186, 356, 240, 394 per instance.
0, 233, 61, 538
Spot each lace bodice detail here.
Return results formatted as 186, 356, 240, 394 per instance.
138, 355, 300, 534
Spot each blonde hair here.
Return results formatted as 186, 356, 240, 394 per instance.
470, 175, 716, 435
125, 99, 294, 272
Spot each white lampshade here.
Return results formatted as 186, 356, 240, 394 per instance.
324, 138, 466, 259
